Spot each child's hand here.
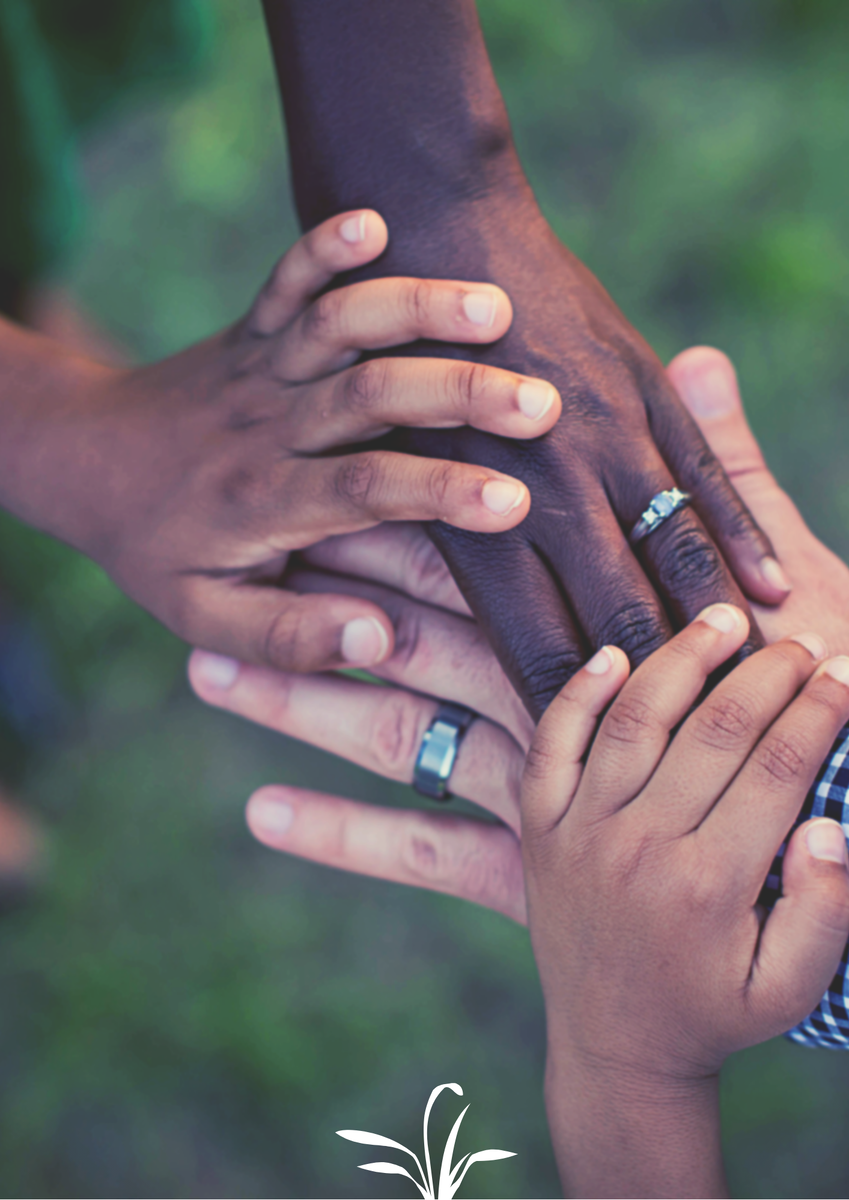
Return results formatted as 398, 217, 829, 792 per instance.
523, 606, 849, 1198
0, 210, 560, 675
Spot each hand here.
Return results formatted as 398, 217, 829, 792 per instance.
522, 609, 849, 1198
190, 344, 849, 930
0, 210, 562, 673
267, 0, 790, 717
189, 521, 529, 923
668, 345, 849, 655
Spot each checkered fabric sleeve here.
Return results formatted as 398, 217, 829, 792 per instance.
760, 724, 849, 1048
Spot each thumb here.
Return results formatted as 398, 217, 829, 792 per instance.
753, 818, 849, 1035
667, 346, 769, 481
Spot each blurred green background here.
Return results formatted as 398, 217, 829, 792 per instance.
1, 0, 849, 1196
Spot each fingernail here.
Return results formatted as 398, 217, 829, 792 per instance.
682, 363, 737, 418
339, 213, 367, 244
760, 556, 791, 594
825, 656, 849, 686
806, 819, 847, 864
791, 632, 827, 661
341, 616, 389, 665
194, 651, 239, 691
462, 290, 497, 327
252, 796, 295, 838
697, 603, 743, 634
517, 380, 556, 421
585, 646, 614, 675
482, 480, 526, 516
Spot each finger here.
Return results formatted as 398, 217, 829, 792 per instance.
607, 446, 764, 662
641, 632, 828, 831
521, 645, 630, 838
704, 657, 849, 881
276, 277, 513, 379
535, 490, 673, 670
249, 209, 389, 336
669, 345, 810, 555
427, 526, 588, 721
188, 658, 524, 831
284, 357, 561, 451
184, 580, 395, 674
750, 818, 849, 1039
667, 348, 771, 483
301, 525, 471, 616
277, 450, 531, 540
580, 604, 750, 814
647, 364, 790, 605
246, 785, 527, 924
287, 567, 531, 748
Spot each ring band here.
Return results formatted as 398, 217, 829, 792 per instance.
413, 702, 477, 801
629, 487, 692, 545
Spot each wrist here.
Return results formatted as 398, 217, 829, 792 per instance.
544, 1041, 727, 1199
0, 318, 123, 554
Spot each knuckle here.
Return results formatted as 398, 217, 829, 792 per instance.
518, 647, 586, 719
304, 289, 344, 344
692, 691, 758, 752
603, 694, 662, 747
449, 362, 489, 417
423, 460, 459, 512
753, 733, 808, 788
405, 279, 432, 328
656, 524, 725, 591
597, 599, 668, 665
390, 604, 428, 671
343, 359, 388, 416
262, 604, 309, 672
218, 465, 262, 512
523, 733, 561, 787
332, 454, 383, 510
401, 820, 499, 903
371, 694, 429, 776
402, 535, 455, 603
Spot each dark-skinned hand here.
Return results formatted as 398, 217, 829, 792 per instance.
264, 0, 789, 717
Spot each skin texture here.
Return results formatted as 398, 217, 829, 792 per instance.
263, 0, 790, 717
523, 615, 849, 1198
189, 346, 849, 923
0, 210, 563, 675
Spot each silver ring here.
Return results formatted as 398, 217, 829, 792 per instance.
413, 702, 476, 801
629, 487, 692, 545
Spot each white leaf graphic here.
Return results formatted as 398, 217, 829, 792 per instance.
360, 1163, 420, 1176
337, 1129, 418, 1153
337, 1128, 428, 1196
437, 1104, 469, 1199
336, 1085, 516, 1199
451, 1147, 517, 1194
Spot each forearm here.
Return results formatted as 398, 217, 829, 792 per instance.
545, 1046, 727, 1200
262, 0, 533, 264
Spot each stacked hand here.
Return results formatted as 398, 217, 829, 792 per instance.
0, 210, 561, 674
189, 346, 849, 925
524, 605, 849, 1198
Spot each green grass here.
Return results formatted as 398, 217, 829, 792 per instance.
1, 1, 848, 1196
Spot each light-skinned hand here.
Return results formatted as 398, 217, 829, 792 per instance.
523, 608, 849, 1197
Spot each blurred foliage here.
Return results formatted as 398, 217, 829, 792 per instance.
0, 0, 848, 1197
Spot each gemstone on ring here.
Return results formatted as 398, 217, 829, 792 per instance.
629, 487, 692, 544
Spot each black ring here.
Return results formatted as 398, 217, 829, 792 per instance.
412, 702, 477, 801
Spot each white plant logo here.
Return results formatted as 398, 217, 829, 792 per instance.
337, 1082, 516, 1199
